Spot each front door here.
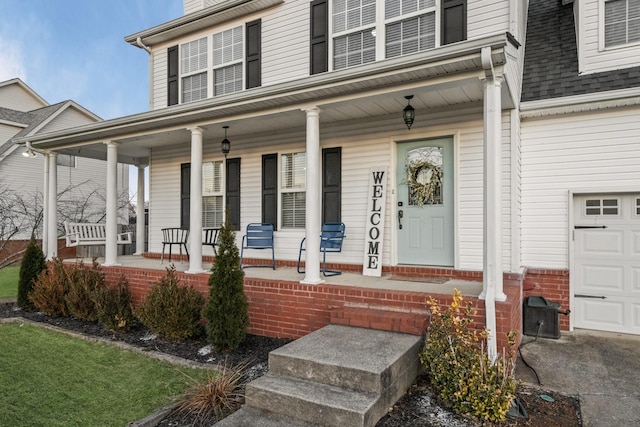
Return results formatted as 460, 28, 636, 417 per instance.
396, 138, 454, 266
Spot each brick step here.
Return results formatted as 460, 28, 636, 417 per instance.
330, 306, 429, 336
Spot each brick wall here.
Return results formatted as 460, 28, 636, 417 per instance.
523, 268, 570, 331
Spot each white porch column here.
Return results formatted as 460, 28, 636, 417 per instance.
187, 127, 204, 274
134, 164, 146, 255
46, 153, 58, 260
103, 142, 120, 266
42, 154, 49, 254
301, 107, 323, 285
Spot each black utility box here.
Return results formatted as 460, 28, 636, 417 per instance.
523, 296, 561, 339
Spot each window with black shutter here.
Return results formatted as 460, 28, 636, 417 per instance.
167, 45, 179, 106
246, 19, 262, 89
322, 147, 341, 223
262, 154, 277, 229
442, 0, 466, 45
310, 0, 328, 74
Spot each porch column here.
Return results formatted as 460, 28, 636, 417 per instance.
134, 164, 146, 255
46, 152, 58, 260
103, 142, 120, 266
187, 127, 204, 274
301, 107, 323, 285
42, 153, 49, 254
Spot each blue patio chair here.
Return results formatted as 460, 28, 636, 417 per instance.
240, 223, 275, 269
297, 222, 346, 276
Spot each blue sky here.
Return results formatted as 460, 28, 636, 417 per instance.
0, 0, 183, 119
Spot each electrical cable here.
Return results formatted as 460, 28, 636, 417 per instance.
518, 321, 543, 385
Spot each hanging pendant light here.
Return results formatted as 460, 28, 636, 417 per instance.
220, 126, 230, 157
403, 95, 415, 130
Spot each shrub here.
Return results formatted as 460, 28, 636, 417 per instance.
420, 289, 517, 423
136, 266, 204, 340
174, 361, 247, 424
94, 275, 135, 331
203, 220, 248, 352
65, 260, 104, 321
17, 237, 46, 309
29, 258, 69, 317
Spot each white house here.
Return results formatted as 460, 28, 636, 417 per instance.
0, 78, 129, 253
12, 0, 640, 345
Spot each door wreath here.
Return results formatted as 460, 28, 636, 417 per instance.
406, 159, 443, 206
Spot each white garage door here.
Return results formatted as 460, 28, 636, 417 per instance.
573, 194, 640, 335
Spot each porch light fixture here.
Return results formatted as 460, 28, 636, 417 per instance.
220, 126, 231, 157
22, 148, 36, 158
403, 95, 415, 130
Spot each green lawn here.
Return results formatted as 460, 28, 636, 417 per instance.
0, 266, 19, 298
0, 323, 211, 426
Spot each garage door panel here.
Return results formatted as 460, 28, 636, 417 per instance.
577, 299, 624, 327
578, 264, 624, 293
633, 232, 640, 254
580, 230, 624, 256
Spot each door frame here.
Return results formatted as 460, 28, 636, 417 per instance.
391, 130, 459, 268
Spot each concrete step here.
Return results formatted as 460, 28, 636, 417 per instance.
245, 373, 381, 427
215, 406, 319, 427
267, 324, 423, 394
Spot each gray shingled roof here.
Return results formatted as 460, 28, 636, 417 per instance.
522, 0, 640, 102
0, 102, 67, 157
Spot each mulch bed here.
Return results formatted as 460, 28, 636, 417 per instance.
0, 302, 581, 426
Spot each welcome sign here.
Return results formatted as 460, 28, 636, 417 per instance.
363, 168, 387, 277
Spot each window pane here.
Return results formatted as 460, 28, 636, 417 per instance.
386, 13, 435, 58
334, 30, 375, 70
203, 196, 223, 227
282, 192, 306, 228
281, 152, 306, 189
202, 160, 223, 194
334, 0, 376, 32
214, 64, 242, 96
182, 72, 207, 103
181, 37, 207, 74
213, 26, 242, 66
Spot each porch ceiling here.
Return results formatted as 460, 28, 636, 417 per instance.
13, 34, 515, 164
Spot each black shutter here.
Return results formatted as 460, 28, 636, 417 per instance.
310, 0, 328, 75
167, 45, 179, 106
322, 147, 341, 223
262, 154, 277, 229
246, 19, 262, 89
226, 157, 241, 231
442, 0, 466, 45
180, 163, 190, 229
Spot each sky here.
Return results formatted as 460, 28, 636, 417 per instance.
0, 0, 184, 200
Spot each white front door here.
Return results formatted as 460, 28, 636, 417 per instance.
396, 138, 454, 266
573, 194, 640, 335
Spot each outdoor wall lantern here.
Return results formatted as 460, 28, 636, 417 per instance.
403, 95, 415, 130
22, 148, 36, 158
220, 125, 231, 157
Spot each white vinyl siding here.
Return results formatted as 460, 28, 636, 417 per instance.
466, 0, 511, 40
521, 107, 640, 269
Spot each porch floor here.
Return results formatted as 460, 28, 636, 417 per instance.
80, 255, 484, 297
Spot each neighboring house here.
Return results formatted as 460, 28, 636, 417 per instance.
12, 0, 640, 346
0, 78, 129, 254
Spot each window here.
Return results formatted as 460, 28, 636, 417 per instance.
281, 152, 306, 228
585, 198, 619, 216
213, 26, 243, 96
181, 37, 208, 103
57, 154, 76, 167
332, 0, 376, 70
385, 0, 436, 58
604, 0, 640, 47
202, 160, 224, 227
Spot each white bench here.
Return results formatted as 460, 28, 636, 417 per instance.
64, 222, 132, 247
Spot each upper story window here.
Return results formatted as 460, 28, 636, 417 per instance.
311, 0, 466, 74
181, 37, 208, 103
604, 0, 640, 47
213, 26, 243, 96
167, 20, 261, 106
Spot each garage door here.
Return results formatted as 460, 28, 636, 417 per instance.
573, 194, 640, 335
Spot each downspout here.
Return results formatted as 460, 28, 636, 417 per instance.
481, 46, 498, 362
133, 37, 154, 111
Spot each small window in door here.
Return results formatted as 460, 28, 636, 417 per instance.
406, 146, 443, 206
585, 198, 619, 216
636, 198, 640, 215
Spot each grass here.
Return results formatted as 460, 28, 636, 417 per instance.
0, 322, 211, 426
0, 266, 19, 298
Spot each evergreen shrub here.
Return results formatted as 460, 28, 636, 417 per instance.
136, 266, 204, 340
420, 289, 518, 423
29, 258, 70, 317
17, 237, 46, 309
203, 220, 248, 352
65, 260, 104, 321
94, 275, 135, 331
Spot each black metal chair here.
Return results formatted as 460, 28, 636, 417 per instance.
240, 223, 275, 269
202, 227, 220, 256
297, 222, 346, 276
161, 227, 189, 263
